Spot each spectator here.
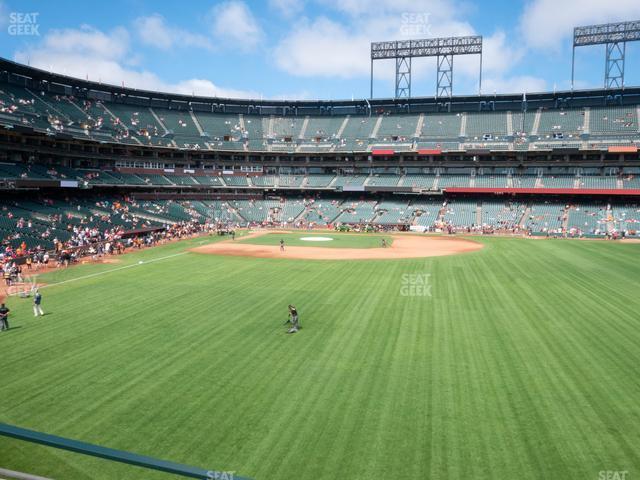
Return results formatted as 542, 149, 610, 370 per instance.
0, 303, 9, 331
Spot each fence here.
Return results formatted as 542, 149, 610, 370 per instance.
0, 423, 252, 480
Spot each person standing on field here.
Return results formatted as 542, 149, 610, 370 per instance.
33, 290, 44, 317
285, 304, 300, 333
0, 303, 10, 331
280, 239, 285, 252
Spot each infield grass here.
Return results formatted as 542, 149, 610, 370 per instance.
1, 234, 640, 480
238, 232, 394, 249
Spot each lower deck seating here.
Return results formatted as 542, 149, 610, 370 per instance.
411, 200, 444, 227
525, 203, 565, 234
334, 201, 377, 223
373, 200, 414, 224
566, 204, 608, 235
481, 201, 525, 229
442, 200, 478, 227
3, 193, 640, 249
611, 205, 640, 236
301, 199, 343, 225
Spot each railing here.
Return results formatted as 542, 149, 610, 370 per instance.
0, 423, 252, 480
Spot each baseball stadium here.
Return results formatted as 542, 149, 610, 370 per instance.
1, 2, 640, 480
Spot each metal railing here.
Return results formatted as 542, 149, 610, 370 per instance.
0, 423, 252, 480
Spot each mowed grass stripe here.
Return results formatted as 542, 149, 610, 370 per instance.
477, 243, 610, 476
473, 239, 640, 477
252, 261, 396, 479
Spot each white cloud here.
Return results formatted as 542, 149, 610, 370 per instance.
272, 10, 477, 80
520, 0, 640, 50
14, 25, 259, 98
269, 0, 304, 18
273, 17, 371, 78
481, 31, 525, 75
268, 89, 312, 101
449, 30, 530, 87
481, 75, 547, 95
209, 1, 263, 52
168, 77, 259, 98
134, 14, 214, 51
321, 0, 460, 18
272, 2, 537, 95
41, 25, 130, 60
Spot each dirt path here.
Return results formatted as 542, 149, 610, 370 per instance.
190, 232, 483, 260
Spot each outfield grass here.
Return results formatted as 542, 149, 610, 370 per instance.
1, 235, 640, 479
239, 232, 393, 249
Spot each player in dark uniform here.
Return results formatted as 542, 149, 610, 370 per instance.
0, 303, 10, 331
280, 239, 285, 252
285, 304, 299, 333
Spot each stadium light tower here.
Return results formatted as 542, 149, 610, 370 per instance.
370, 36, 483, 100
572, 20, 640, 90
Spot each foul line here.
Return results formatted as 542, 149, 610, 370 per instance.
38, 251, 188, 289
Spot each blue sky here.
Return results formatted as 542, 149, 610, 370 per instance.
0, 0, 639, 100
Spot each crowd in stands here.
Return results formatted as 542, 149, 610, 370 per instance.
0, 217, 209, 283
2, 80, 640, 153
1, 193, 639, 281
0, 195, 217, 269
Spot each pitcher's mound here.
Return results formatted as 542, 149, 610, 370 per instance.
191, 233, 482, 260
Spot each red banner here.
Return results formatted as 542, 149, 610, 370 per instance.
444, 187, 640, 196
371, 149, 395, 156
608, 146, 638, 153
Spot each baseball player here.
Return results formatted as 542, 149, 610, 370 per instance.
285, 304, 300, 333
33, 289, 44, 317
